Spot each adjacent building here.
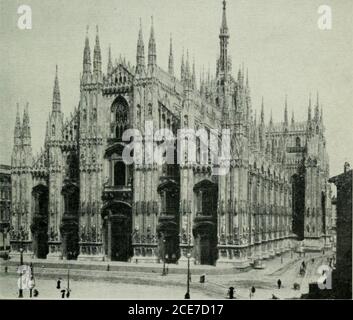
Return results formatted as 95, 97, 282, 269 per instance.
329, 163, 352, 299
0, 164, 11, 256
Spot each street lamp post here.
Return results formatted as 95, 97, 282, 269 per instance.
162, 239, 167, 276
67, 263, 70, 296
18, 247, 24, 298
185, 252, 191, 299
20, 247, 23, 266
18, 231, 24, 298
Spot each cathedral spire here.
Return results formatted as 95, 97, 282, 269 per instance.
168, 34, 174, 76
136, 18, 145, 74
82, 26, 92, 84
185, 50, 190, 79
261, 97, 264, 124
246, 68, 249, 88
14, 103, 22, 145
221, 0, 228, 33
52, 65, 61, 112
308, 93, 312, 121
93, 25, 102, 82
269, 109, 273, 127
22, 103, 31, 146
107, 44, 113, 75
315, 91, 320, 120
45, 120, 49, 146
284, 95, 288, 125
148, 16, 157, 71
192, 56, 196, 89
291, 110, 295, 126
218, 0, 230, 77
181, 48, 185, 82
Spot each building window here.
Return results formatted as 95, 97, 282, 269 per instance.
136, 104, 141, 127
113, 161, 126, 187
112, 96, 129, 140
295, 137, 301, 147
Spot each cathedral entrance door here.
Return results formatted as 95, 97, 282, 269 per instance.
61, 181, 80, 260
31, 185, 49, 259
193, 180, 218, 266
61, 220, 79, 260
193, 222, 217, 266
111, 216, 131, 261
200, 237, 212, 265
157, 179, 181, 264
157, 228, 179, 264
102, 202, 132, 262
32, 226, 48, 259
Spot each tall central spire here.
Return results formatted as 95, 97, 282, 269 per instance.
218, 0, 230, 76
221, 0, 228, 34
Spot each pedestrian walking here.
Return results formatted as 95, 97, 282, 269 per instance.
60, 289, 66, 298
28, 275, 35, 298
56, 278, 61, 289
250, 286, 256, 299
277, 279, 282, 289
228, 287, 235, 299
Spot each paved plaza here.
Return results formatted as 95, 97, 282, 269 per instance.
0, 251, 333, 300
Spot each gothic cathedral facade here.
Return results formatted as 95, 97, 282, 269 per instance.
10, 1, 333, 266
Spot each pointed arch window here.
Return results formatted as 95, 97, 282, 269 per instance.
111, 96, 129, 140
136, 104, 141, 128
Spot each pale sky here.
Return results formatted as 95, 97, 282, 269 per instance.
0, 0, 352, 177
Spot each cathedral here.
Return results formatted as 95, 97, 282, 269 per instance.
10, 1, 333, 267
